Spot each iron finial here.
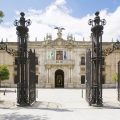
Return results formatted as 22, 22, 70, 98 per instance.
88, 11, 106, 27
20, 12, 25, 17
14, 12, 31, 27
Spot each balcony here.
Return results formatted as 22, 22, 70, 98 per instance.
45, 59, 75, 67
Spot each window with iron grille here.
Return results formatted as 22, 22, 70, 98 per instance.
81, 75, 85, 84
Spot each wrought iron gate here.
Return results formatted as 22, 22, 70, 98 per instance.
86, 49, 92, 105
28, 49, 38, 104
0, 12, 38, 106
103, 40, 120, 102
118, 61, 120, 101
14, 49, 38, 105
86, 11, 106, 106
14, 12, 38, 106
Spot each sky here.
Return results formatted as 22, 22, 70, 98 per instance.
0, 0, 120, 42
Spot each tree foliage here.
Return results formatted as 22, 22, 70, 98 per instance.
0, 65, 10, 81
112, 73, 118, 82
0, 10, 4, 23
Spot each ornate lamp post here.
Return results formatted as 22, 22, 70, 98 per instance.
14, 12, 31, 106
88, 11, 106, 106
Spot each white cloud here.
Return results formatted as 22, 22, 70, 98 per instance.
100, 7, 120, 41
0, 0, 120, 42
55, 0, 66, 5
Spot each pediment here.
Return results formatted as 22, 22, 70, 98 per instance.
45, 38, 75, 48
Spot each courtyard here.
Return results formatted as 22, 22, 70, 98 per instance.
0, 88, 120, 120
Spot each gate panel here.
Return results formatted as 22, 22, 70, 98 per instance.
86, 49, 92, 104
118, 61, 120, 101
28, 49, 38, 105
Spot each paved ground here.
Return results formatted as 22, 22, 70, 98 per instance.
0, 88, 120, 120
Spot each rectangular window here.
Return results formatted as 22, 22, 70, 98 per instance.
81, 75, 85, 84
81, 57, 85, 65
48, 50, 54, 60
56, 51, 63, 60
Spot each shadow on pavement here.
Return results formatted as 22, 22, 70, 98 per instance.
23, 101, 73, 112
102, 103, 120, 109
0, 113, 48, 120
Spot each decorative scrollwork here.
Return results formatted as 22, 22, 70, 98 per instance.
102, 40, 120, 56
14, 20, 19, 26
102, 47, 113, 56
101, 19, 106, 26
6, 48, 17, 56
14, 12, 31, 27
113, 40, 120, 50
0, 41, 17, 56
0, 41, 7, 50
25, 19, 31, 27
88, 19, 93, 26
88, 11, 106, 27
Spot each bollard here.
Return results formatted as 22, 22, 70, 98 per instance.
3, 89, 6, 95
82, 88, 83, 98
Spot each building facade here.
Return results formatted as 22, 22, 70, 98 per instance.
0, 33, 120, 88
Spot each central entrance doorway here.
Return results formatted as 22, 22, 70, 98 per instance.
55, 69, 64, 88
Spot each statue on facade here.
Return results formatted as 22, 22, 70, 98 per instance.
54, 27, 65, 38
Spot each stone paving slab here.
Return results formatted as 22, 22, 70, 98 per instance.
0, 89, 120, 120
0, 100, 16, 109
0, 88, 120, 109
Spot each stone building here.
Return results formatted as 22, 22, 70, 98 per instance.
0, 31, 120, 88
